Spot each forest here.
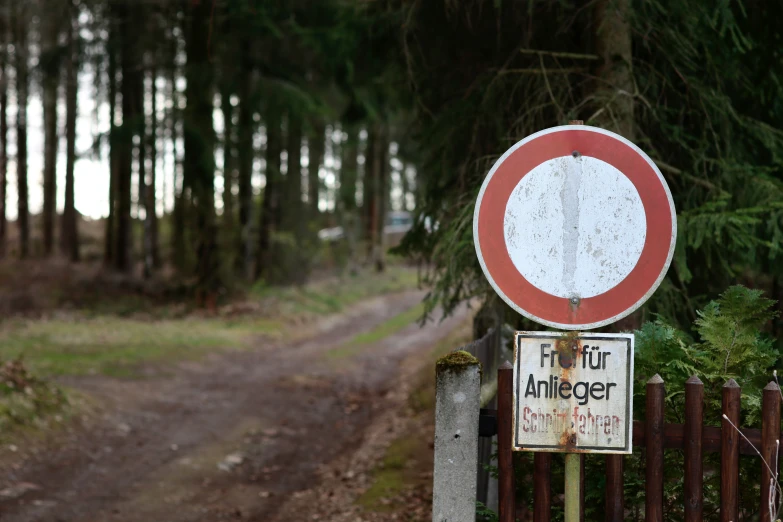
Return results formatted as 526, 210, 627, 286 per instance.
0, 0, 417, 297
0, 0, 782, 521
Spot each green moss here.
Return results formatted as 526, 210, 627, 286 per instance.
436, 349, 480, 374
356, 436, 419, 511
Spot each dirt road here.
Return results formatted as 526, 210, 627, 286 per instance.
0, 291, 468, 522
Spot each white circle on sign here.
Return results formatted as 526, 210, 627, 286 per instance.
503, 155, 646, 299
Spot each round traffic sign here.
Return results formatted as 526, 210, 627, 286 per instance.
473, 125, 676, 330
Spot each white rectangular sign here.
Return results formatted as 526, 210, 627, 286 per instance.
512, 332, 634, 454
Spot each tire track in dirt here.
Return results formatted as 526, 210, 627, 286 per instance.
0, 290, 469, 522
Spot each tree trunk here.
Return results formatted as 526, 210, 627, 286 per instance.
137, 59, 150, 279
281, 112, 304, 284
104, 10, 117, 265
339, 126, 359, 274
339, 127, 358, 212
221, 88, 234, 231
282, 112, 302, 234
220, 82, 237, 276
61, 8, 79, 262
41, 14, 59, 257
170, 37, 185, 272
236, 54, 254, 279
0, 12, 8, 259
257, 107, 281, 280
400, 162, 409, 211
115, 3, 136, 271
308, 121, 325, 216
363, 126, 377, 253
594, 0, 638, 331
14, 2, 29, 258
373, 126, 389, 272
184, 0, 219, 304
593, 0, 634, 140
149, 65, 160, 268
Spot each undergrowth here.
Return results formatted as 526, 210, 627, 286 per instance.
0, 357, 66, 431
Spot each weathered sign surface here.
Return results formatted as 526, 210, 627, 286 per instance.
473, 125, 676, 330
512, 332, 633, 454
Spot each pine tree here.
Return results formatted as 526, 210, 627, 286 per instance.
41, 5, 61, 257
114, 2, 137, 272
61, 3, 79, 262
0, 0, 8, 259
236, 35, 254, 280
308, 121, 325, 216
183, 0, 219, 304
104, 5, 118, 265
148, 64, 160, 268
257, 106, 282, 280
13, 1, 29, 258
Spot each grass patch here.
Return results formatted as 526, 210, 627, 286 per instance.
0, 266, 420, 379
327, 302, 426, 360
357, 436, 422, 512
252, 264, 419, 317
0, 317, 283, 377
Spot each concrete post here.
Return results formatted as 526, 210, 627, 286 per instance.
432, 350, 481, 522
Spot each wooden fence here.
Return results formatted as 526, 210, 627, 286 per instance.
496, 367, 783, 522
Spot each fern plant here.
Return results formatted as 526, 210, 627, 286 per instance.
622, 285, 780, 521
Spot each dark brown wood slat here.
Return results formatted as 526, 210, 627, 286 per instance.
760, 381, 781, 522
534, 453, 551, 522
632, 421, 764, 455
605, 455, 624, 522
498, 361, 516, 522
684, 375, 703, 522
646, 374, 665, 522
721, 379, 741, 522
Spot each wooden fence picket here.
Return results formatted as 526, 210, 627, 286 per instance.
760, 381, 781, 522
605, 454, 624, 522
646, 375, 665, 522
684, 375, 704, 522
497, 361, 515, 522
533, 453, 551, 522
721, 379, 741, 522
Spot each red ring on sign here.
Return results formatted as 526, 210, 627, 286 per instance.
476, 128, 674, 328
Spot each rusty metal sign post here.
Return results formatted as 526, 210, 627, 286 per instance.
473, 123, 676, 522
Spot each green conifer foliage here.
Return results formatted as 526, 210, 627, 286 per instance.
393, 0, 783, 336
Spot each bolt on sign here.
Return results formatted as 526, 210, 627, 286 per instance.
513, 332, 633, 453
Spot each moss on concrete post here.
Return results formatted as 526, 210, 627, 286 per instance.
432, 350, 481, 522
436, 349, 480, 375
